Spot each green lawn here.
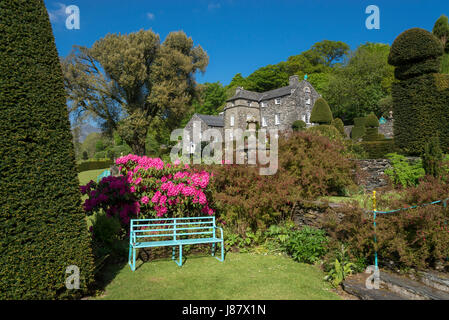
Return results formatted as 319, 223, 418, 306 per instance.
92, 252, 340, 300
78, 169, 107, 186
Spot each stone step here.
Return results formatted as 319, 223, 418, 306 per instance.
342, 278, 406, 300
380, 271, 449, 300
417, 271, 449, 294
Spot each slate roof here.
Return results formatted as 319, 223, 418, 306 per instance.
227, 85, 295, 102
196, 114, 224, 127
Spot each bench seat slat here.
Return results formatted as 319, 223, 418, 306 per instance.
133, 237, 222, 248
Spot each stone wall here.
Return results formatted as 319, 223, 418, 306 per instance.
354, 159, 392, 191
379, 119, 394, 139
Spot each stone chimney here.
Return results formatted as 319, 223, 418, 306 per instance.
289, 75, 299, 86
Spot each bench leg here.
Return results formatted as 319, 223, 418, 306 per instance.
212, 243, 215, 257
172, 246, 176, 260
128, 246, 137, 271
215, 241, 224, 262
174, 245, 183, 267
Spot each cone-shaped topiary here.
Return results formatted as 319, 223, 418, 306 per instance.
365, 113, 380, 128
0, 0, 94, 298
351, 117, 366, 140
310, 98, 333, 125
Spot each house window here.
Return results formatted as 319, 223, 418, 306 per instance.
306, 98, 311, 105
262, 117, 267, 127
302, 115, 306, 122
247, 100, 251, 106
229, 102, 234, 107
275, 114, 280, 125
247, 114, 251, 121
261, 101, 267, 108
275, 98, 281, 105
304, 87, 311, 93
306, 114, 310, 124
230, 115, 234, 127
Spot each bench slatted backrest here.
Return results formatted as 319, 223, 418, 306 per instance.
130, 216, 216, 243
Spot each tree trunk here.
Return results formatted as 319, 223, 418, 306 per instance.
130, 142, 146, 156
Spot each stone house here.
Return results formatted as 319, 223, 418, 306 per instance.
184, 75, 321, 148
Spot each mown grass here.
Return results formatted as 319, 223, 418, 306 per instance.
78, 169, 107, 186
92, 252, 340, 300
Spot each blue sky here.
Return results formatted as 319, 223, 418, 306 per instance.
45, 0, 448, 86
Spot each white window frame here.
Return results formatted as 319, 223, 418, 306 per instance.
275, 114, 280, 125
306, 98, 311, 105
261, 101, 267, 108
262, 117, 267, 127
230, 115, 234, 127
275, 98, 281, 105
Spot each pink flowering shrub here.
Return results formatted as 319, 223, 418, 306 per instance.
81, 155, 215, 227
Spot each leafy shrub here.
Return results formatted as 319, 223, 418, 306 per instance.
292, 120, 307, 132
278, 132, 356, 198
351, 117, 367, 140
283, 226, 328, 264
0, 0, 94, 298
209, 163, 301, 235
422, 136, 443, 178
360, 139, 396, 158
324, 179, 449, 271
363, 113, 383, 141
331, 118, 345, 136
310, 97, 333, 125
384, 153, 425, 188
82, 155, 215, 227
324, 244, 356, 288
307, 124, 343, 142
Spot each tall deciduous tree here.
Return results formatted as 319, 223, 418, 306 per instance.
433, 15, 449, 50
0, 0, 94, 298
62, 30, 208, 155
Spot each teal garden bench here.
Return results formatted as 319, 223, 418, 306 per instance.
128, 216, 224, 271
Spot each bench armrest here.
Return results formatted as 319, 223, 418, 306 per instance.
214, 226, 223, 240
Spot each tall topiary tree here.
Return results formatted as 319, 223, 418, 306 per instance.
433, 15, 449, 51
310, 97, 333, 125
388, 28, 449, 155
0, 0, 95, 298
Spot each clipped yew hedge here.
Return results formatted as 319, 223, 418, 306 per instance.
0, 0, 94, 299
310, 98, 333, 125
77, 159, 114, 172
360, 139, 397, 159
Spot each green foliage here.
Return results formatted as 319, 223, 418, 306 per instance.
391, 73, 449, 155
388, 28, 443, 80
325, 43, 394, 122
77, 159, 114, 172
0, 0, 94, 298
331, 118, 345, 136
324, 245, 356, 288
307, 125, 343, 142
442, 53, 449, 74
384, 153, 425, 187
292, 120, 307, 132
82, 151, 89, 160
365, 113, 379, 128
422, 136, 443, 178
310, 98, 333, 124
283, 227, 328, 264
360, 140, 396, 158
432, 15, 449, 53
